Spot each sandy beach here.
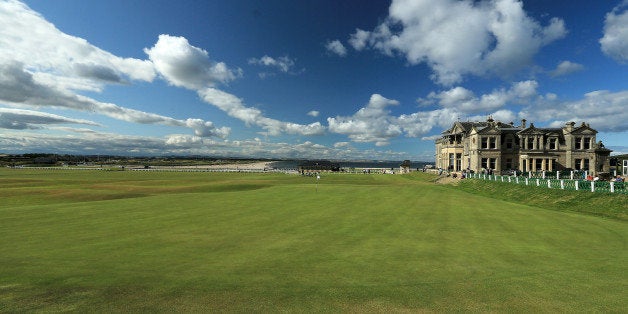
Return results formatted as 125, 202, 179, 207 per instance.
201, 161, 275, 170
153, 161, 277, 171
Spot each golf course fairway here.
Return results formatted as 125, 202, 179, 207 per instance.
1, 169, 626, 312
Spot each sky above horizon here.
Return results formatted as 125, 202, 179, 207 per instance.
0, 0, 626, 161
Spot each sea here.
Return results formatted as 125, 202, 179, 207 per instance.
268, 160, 431, 170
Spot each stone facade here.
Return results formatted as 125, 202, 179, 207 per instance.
435, 118, 612, 175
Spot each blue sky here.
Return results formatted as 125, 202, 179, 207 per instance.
0, 0, 626, 161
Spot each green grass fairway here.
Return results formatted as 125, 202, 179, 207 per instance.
1, 169, 626, 312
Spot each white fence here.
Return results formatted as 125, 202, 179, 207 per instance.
466, 172, 627, 194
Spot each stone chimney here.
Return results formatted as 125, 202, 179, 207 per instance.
565, 121, 574, 132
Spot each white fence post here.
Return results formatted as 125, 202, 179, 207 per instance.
525, 178, 529, 185
536, 179, 540, 186
570, 171, 574, 180
508, 176, 512, 183
556, 171, 560, 180
542, 171, 546, 179
610, 182, 615, 193
529, 172, 532, 179
575, 180, 579, 191
560, 180, 564, 189
516, 177, 519, 184
547, 180, 551, 188
590, 181, 595, 192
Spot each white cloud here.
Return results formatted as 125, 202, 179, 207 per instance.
0, 0, 155, 91
144, 37, 319, 137
550, 60, 585, 77
420, 80, 539, 113
520, 89, 628, 132
0, 2, 238, 140
184, 118, 230, 138
396, 108, 460, 138
0, 107, 100, 130
600, 1, 628, 63
350, 0, 566, 85
0, 62, 229, 138
307, 110, 320, 117
327, 94, 402, 146
325, 40, 347, 56
199, 87, 325, 136
145, 34, 241, 90
0, 127, 411, 160
349, 29, 371, 51
248, 55, 296, 73
327, 88, 537, 146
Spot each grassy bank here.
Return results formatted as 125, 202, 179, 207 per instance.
0, 169, 626, 312
454, 177, 628, 221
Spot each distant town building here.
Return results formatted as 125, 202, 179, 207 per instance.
435, 118, 612, 175
297, 160, 340, 173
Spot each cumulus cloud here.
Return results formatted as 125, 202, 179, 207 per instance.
520, 89, 628, 132
396, 108, 461, 138
307, 110, 320, 117
145, 34, 242, 90
248, 55, 296, 73
144, 36, 320, 137
0, 127, 408, 160
600, 1, 628, 63
184, 118, 230, 138
349, 0, 566, 85
0, 107, 100, 130
549, 60, 585, 77
349, 29, 370, 51
325, 40, 347, 56
327, 90, 534, 146
0, 62, 229, 138
0, 2, 239, 140
199, 87, 325, 136
419, 80, 539, 113
0, 0, 155, 90
327, 94, 402, 146
333, 142, 350, 148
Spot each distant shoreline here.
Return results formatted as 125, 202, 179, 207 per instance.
153, 161, 276, 170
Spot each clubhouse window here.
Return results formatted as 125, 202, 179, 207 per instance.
583, 137, 591, 149
489, 137, 497, 149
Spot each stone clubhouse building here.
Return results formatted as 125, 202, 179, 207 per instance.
435, 117, 612, 175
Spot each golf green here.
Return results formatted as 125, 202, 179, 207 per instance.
0, 169, 626, 312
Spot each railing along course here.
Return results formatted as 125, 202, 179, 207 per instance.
467, 172, 626, 194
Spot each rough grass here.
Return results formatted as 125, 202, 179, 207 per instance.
0, 169, 626, 312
